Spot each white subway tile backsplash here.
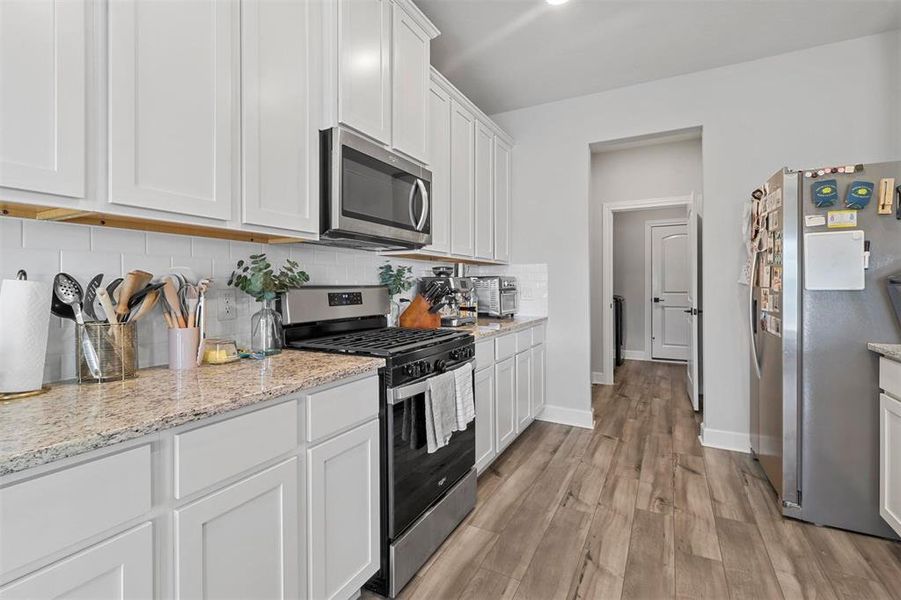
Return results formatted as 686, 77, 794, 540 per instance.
123, 253, 171, 276
60, 249, 122, 281
2, 247, 61, 280
191, 237, 230, 259
146, 232, 192, 257
229, 240, 263, 261
23, 220, 92, 251
1, 218, 22, 248
91, 227, 146, 254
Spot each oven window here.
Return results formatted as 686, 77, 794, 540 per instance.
388, 392, 474, 538
500, 291, 517, 314
342, 146, 430, 234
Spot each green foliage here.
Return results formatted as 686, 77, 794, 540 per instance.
378, 262, 414, 299
227, 254, 309, 302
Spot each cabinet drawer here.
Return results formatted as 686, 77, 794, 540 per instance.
532, 323, 546, 346
881, 358, 901, 400
496, 334, 516, 361
475, 340, 494, 371
175, 400, 298, 499
306, 376, 379, 444
0, 445, 151, 578
516, 330, 532, 353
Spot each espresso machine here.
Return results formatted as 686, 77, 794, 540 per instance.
419, 266, 478, 327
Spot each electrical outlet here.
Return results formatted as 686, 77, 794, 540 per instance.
218, 290, 237, 321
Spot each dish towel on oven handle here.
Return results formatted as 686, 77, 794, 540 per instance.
426, 369, 457, 453
454, 362, 475, 430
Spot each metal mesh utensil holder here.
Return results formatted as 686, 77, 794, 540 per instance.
76, 322, 138, 383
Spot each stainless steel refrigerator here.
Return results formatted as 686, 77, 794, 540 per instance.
749, 161, 901, 539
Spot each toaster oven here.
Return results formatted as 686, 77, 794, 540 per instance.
474, 276, 517, 318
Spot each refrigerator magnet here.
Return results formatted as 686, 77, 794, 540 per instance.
805, 214, 827, 227
768, 211, 781, 231
846, 181, 874, 209
760, 263, 771, 288
772, 266, 783, 292
827, 209, 857, 228
769, 316, 782, 337
761, 288, 771, 311
812, 179, 839, 207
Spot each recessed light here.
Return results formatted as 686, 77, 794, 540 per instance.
546, 0, 570, 5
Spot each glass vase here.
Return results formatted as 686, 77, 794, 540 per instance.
387, 299, 401, 327
251, 298, 283, 356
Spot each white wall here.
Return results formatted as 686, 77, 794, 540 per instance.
0, 217, 436, 382
610, 207, 686, 358
589, 137, 701, 372
494, 31, 901, 446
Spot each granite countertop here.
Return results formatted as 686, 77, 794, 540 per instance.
0, 351, 383, 477
868, 343, 901, 363
452, 316, 548, 341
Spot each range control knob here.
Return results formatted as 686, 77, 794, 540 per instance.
450, 349, 461, 360
435, 359, 447, 372
404, 363, 417, 377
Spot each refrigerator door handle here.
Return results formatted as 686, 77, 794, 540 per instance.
749, 250, 762, 379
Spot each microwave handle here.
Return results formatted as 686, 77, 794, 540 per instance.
415, 179, 429, 232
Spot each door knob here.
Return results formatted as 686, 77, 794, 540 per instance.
653, 297, 663, 303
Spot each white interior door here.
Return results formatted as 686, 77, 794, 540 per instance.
651, 223, 690, 361
686, 199, 701, 410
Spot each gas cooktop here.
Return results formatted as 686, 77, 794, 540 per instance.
287, 326, 470, 358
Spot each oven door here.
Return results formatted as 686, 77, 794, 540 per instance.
323, 127, 431, 247
386, 366, 475, 539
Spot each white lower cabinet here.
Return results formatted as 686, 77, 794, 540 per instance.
0, 523, 153, 600
175, 457, 300, 600
308, 419, 380, 600
515, 351, 532, 432
495, 356, 517, 453
474, 367, 496, 474
531, 344, 546, 418
880, 391, 901, 536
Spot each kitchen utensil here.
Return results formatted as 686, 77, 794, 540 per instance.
116, 270, 153, 318
15, 270, 26, 280
50, 288, 76, 321
428, 301, 448, 314
83, 274, 103, 322
431, 265, 454, 277
161, 277, 186, 327
76, 322, 137, 383
54, 273, 101, 378
129, 290, 160, 323
185, 285, 199, 328
398, 295, 441, 329
106, 277, 123, 303
97, 288, 117, 326
126, 281, 165, 311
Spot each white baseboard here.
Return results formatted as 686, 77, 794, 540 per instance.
536, 404, 594, 429
623, 350, 649, 361
699, 423, 750, 453
591, 371, 612, 385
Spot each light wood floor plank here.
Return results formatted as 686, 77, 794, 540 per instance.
621, 509, 675, 600
703, 446, 755, 523
674, 550, 730, 600
716, 516, 784, 599
459, 568, 520, 600
406, 525, 498, 600
673, 453, 721, 561
513, 506, 592, 600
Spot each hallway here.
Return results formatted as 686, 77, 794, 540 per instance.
389, 360, 901, 600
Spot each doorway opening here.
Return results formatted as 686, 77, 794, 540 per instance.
588, 128, 704, 412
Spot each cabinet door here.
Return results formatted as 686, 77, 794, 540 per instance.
531, 344, 546, 418
338, 0, 391, 145
109, 0, 235, 220
241, 0, 320, 234
391, 4, 429, 163
493, 136, 512, 263
474, 120, 494, 260
881, 393, 901, 536
495, 357, 516, 452
0, 0, 85, 197
474, 367, 496, 474
0, 523, 152, 600
515, 351, 532, 432
308, 419, 379, 600
175, 458, 300, 600
424, 80, 451, 254
450, 99, 475, 257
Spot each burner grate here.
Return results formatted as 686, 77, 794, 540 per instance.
291, 327, 468, 357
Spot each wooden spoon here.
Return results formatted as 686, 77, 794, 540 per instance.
116, 270, 152, 318
161, 277, 186, 328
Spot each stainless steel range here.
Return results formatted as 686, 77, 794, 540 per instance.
280, 286, 477, 598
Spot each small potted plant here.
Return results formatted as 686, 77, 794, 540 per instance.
378, 261, 414, 326
228, 254, 309, 355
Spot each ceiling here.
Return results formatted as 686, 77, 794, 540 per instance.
418, 0, 901, 115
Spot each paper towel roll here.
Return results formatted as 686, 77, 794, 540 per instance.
0, 279, 52, 393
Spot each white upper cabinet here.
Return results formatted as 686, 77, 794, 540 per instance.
0, 0, 85, 198
474, 120, 494, 260
493, 136, 512, 263
241, 0, 320, 234
391, 3, 431, 164
108, 0, 236, 220
450, 99, 475, 257
425, 78, 451, 254
337, 0, 392, 145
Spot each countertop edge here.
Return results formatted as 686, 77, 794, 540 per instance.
0, 360, 382, 478
868, 342, 901, 363
466, 316, 548, 341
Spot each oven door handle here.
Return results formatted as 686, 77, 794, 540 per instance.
388, 358, 476, 405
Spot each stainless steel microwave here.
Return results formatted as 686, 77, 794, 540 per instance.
320, 127, 431, 250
